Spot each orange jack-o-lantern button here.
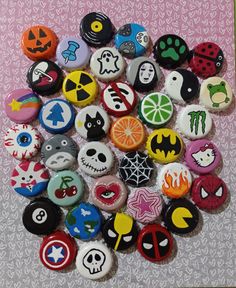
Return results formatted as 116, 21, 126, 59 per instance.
21, 25, 58, 61
110, 116, 146, 152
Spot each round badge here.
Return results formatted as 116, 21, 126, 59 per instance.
102, 213, 139, 251
137, 224, 173, 262
21, 25, 58, 61
65, 202, 102, 240
22, 198, 61, 235
62, 70, 98, 107
80, 12, 114, 47
39, 99, 75, 134
110, 116, 146, 152
75, 105, 110, 141
191, 174, 228, 210
158, 163, 192, 198
47, 170, 84, 207
56, 37, 91, 70
11, 161, 49, 197
119, 151, 154, 187
91, 175, 128, 212
126, 56, 162, 93
185, 139, 221, 174
164, 69, 200, 104
138, 92, 173, 128
114, 23, 149, 58
127, 188, 163, 223
146, 128, 184, 164
39, 230, 77, 271
162, 199, 199, 234
199, 77, 233, 111
177, 104, 213, 139
188, 42, 224, 78
90, 47, 126, 82
101, 81, 137, 117
4, 89, 41, 124
153, 34, 189, 69
27, 60, 63, 96
4, 124, 42, 160
76, 241, 113, 280
41, 135, 78, 171
77, 142, 114, 177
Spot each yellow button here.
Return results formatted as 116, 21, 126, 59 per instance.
146, 128, 183, 163
62, 71, 98, 107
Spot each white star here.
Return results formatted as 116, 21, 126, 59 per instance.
47, 246, 65, 263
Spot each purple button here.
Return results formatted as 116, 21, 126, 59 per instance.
185, 139, 221, 174
4, 89, 41, 123
56, 37, 91, 70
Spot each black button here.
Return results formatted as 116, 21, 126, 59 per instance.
22, 197, 61, 235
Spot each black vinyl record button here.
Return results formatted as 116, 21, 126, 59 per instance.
80, 12, 114, 47
22, 197, 61, 235
27, 60, 63, 96
162, 198, 199, 235
153, 34, 189, 69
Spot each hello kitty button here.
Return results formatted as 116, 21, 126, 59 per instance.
185, 139, 221, 174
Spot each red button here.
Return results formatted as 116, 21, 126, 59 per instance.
39, 230, 77, 270
137, 224, 173, 262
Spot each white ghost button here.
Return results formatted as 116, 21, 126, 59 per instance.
78, 142, 114, 177
76, 241, 113, 280
90, 47, 126, 82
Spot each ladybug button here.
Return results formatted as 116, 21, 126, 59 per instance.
39, 230, 77, 271
188, 42, 224, 78
137, 224, 173, 262
162, 199, 199, 235
22, 198, 61, 235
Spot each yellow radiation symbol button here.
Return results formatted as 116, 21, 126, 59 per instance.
62, 71, 98, 107
146, 128, 184, 164
163, 199, 199, 234
91, 20, 103, 32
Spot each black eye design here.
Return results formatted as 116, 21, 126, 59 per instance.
172, 77, 177, 81
61, 140, 68, 146
86, 149, 96, 156
98, 153, 106, 162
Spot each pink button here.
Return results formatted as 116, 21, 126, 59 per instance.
185, 139, 221, 174
4, 89, 41, 123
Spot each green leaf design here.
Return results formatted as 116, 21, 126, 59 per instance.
67, 213, 76, 225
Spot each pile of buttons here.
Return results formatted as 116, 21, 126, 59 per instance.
3, 12, 233, 279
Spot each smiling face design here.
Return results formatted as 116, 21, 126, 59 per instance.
192, 145, 216, 167
78, 142, 113, 177
138, 62, 155, 84
41, 135, 77, 171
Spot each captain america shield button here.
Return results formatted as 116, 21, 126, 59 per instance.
39, 230, 77, 270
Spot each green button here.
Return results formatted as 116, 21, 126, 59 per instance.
47, 170, 84, 207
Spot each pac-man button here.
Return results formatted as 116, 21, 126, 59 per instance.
62, 71, 98, 107
146, 128, 184, 164
162, 199, 199, 234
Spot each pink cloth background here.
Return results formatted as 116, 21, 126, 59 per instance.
0, 0, 235, 287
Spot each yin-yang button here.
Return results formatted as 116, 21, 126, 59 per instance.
75, 105, 110, 141
102, 213, 139, 251
22, 198, 61, 235
165, 69, 200, 104
90, 47, 126, 82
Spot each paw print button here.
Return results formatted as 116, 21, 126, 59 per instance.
153, 34, 189, 69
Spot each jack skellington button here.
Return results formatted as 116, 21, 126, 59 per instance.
101, 81, 137, 117
90, 47, 126, 82
41, 134, 78, 171
119, 151, 154, 187
126, 56, 162, 92
22, 197, 61, 235
78, 142, 114, 177
102, 212, 139, 251
27, 60, 63, 96
137, 224, 173, 262
75, 105, 110, 141
76, 241, 113, 280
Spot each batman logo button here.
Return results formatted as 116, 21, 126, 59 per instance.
146, 128, 184, 164
162, 199, 199, 234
